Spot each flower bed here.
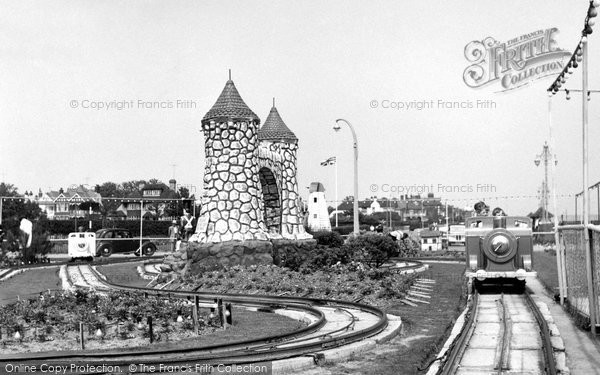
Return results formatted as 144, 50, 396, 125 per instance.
0, 289, 221, 353
178, 263, 416, 308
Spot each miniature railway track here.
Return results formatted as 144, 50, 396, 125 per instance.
1, 264, 393, 371
0, 255, 164, 275
438, 287, 557, 375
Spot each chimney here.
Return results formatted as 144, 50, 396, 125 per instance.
169, 179, 176, 191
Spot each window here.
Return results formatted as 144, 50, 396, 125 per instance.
313, 197, 317, 203
143, 189, 161, 197
313, 214, 317, 218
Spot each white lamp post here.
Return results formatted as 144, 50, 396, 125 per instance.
334, 119, 359, 235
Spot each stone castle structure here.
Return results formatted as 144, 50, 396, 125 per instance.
192, 78, 312, 243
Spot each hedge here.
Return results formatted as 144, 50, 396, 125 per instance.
3, 218, 174, 237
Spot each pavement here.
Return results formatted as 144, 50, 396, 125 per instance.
528, 277, 600, 375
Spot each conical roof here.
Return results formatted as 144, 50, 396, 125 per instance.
202, 80, 260, 124
258, 104, 298, 142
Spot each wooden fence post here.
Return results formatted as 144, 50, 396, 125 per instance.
193, 295, 199, 334
79, 322, 85, 350
217, 299, 224, 329
147, 316, 153, 344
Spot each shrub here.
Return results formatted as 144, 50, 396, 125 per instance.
344, 233, 399, 268
313, 231, 344, 247
398, 237, 420, 257
284, 245, 355, 272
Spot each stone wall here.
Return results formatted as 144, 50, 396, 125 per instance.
164, 238, 317, 275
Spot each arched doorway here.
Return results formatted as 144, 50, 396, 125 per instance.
259, 167, 282, 235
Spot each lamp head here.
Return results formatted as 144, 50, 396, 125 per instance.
333, 122, 341, 132
534, 158, 541, 167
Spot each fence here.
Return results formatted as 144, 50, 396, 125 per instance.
557, 224, 600, 334
0, 290, 232, 349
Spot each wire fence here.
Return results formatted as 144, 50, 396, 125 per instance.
558, 225, 600, 331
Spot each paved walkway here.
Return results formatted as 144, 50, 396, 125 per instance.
528, 278, 600, 375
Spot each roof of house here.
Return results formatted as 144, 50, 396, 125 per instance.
44, 186, 101, 202
422, 198, 442, 207
258, 104, 298, 142
337, 200, 372, 210
420, 229, 441, 238
202, 79, 260, 125
125, 183, 178, 200
309, 182, 326, 193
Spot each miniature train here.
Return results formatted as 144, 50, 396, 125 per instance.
465, 215, 537, 290
67, 231, 97, 260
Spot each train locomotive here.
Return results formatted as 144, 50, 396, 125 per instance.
465, 215, 537, 291
67, 231, 96, 260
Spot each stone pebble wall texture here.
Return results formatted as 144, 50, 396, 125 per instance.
195, 119, 269, 243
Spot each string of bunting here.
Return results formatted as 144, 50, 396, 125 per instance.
326, 194, 577, 205
548, 0, 600, 96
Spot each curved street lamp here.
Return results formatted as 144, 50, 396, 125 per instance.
334, 119, 359, 235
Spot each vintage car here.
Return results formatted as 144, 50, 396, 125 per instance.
95, 228, 157, 257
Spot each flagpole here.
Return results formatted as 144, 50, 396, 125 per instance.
335, 157, 338, 228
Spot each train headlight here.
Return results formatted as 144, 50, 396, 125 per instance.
469, 254, 478, 271
516, 269, 527, 281
482, 229, 518, 263
490, 235, 510, 255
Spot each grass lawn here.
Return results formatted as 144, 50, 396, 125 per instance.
534, 250, 559, 295
0, 267, 62, 306
97, 262, 151, 288
303, 262, 467, 375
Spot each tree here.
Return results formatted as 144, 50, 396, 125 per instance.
95, 182, 124, 219
121, 180, 147, 194
178, 186, 190, 199
0, 183, 51, 264
0, 183, 42, 222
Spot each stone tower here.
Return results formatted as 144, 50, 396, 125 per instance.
257, 101, 310, 240
193, 79, 311, 243
195, 79, 268, 242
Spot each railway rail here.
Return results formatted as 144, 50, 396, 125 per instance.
1, 263, 399, 372
436, 286, 558, 375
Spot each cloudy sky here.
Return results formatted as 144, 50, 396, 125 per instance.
1, 0, 599, 218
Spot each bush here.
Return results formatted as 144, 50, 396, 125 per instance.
344, 233, 399, 268
284, 245, 355, 272
312, 231, 344, 247
398, 237, 420, 257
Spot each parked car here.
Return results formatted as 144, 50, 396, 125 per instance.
95, 228, 157, 257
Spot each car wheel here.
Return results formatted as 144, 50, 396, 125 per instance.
98, 244, 113, 257
143, 243, 156, 256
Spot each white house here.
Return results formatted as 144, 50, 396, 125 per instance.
420, 229, 442, 251
307, 182, 331, 232
37, 185, 102, 219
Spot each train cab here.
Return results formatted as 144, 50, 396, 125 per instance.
465, 215, 537, 288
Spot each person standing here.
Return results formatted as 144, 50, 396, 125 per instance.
168, 220, 180, 252
19, 217, 33, 249
180, 210, 195, 241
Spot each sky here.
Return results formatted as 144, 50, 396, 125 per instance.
1, 0, 599, 218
